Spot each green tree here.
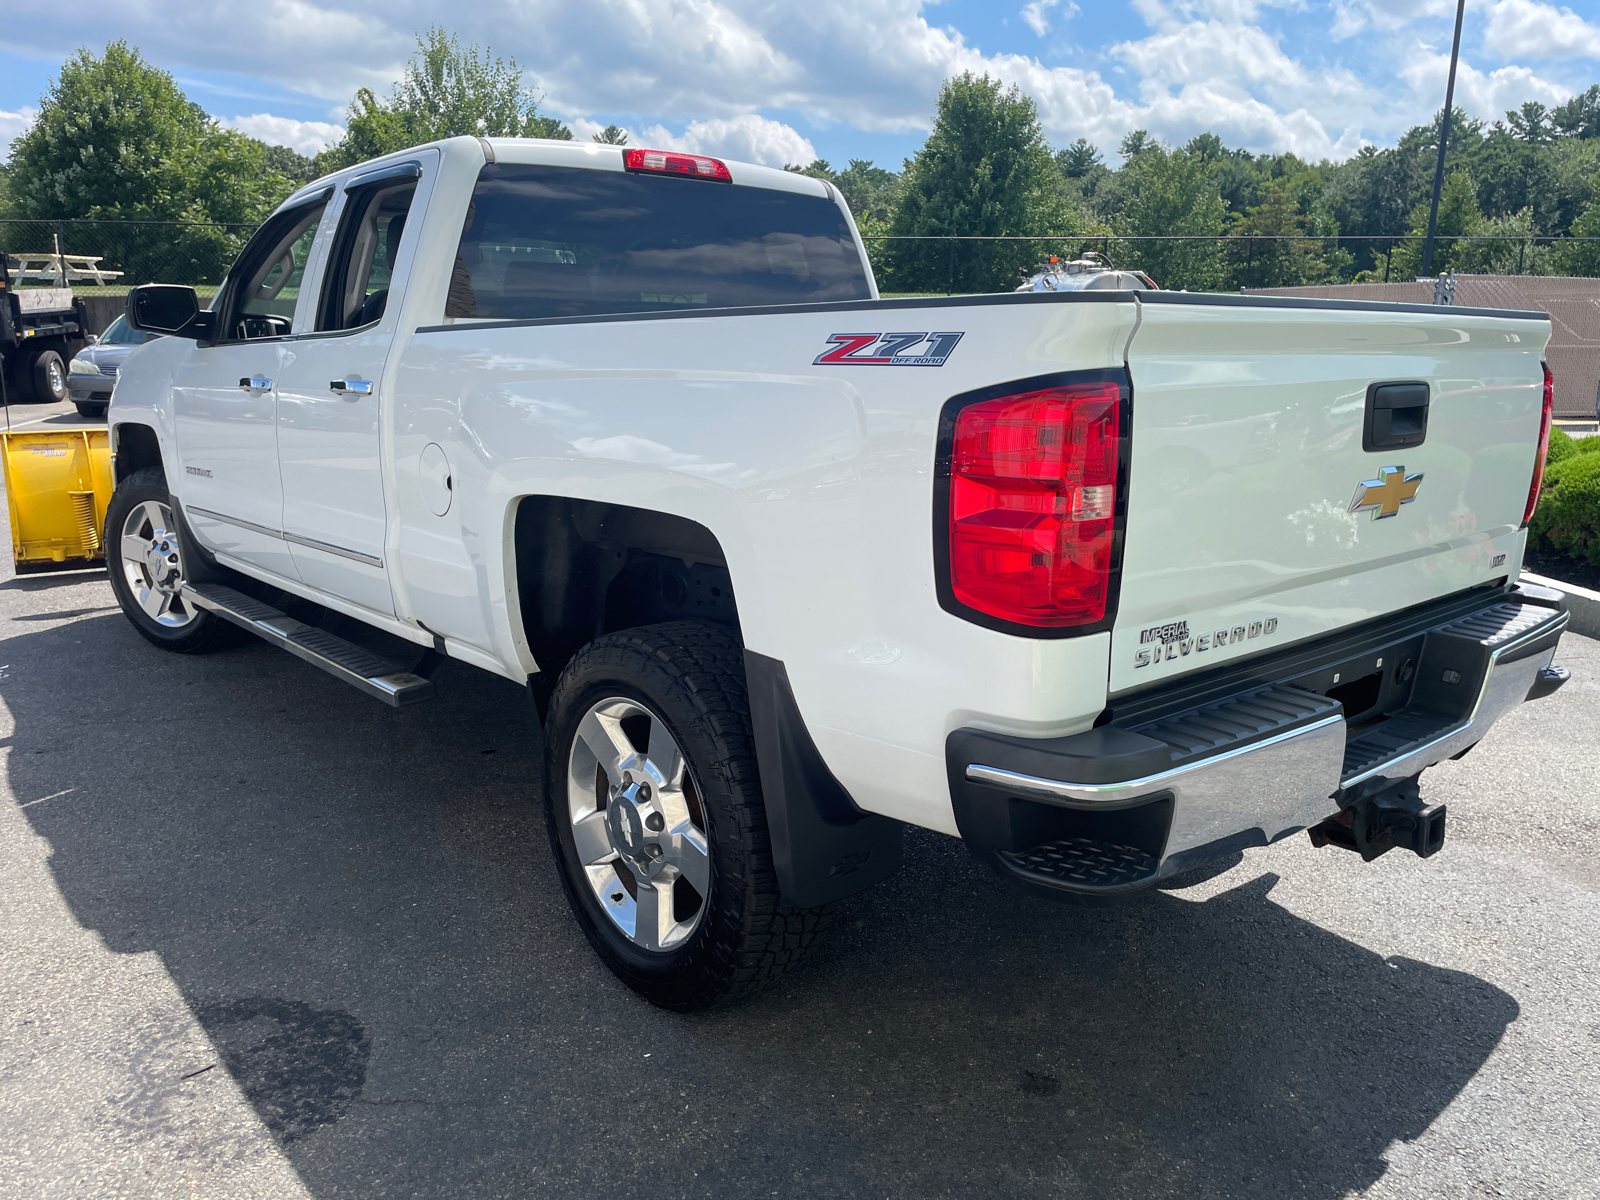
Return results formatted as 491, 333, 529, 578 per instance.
317, 26, 571, 171
1227, 178, 1348, 288
1554, 85, 1600, 139
1055, 137, 1111, 212
1113, 142, 1227, 291
7, 41, 283, 223
1388, 169, 1482, 278
885, 72, 1078, 293
1555, 179, 1600, 277
1505, 101, 1555, 146
591, 124, 628, 145
1453, 206, 1551, 274
1119, 129, 1154, 161
6, 40, 292, 285
834, 159, 902, 222
260, 143, 318, 187
1056, 138, 1103, 178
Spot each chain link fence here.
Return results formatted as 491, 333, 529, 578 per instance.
4, 219, 1597, 325
0, 218, 257, 299
862, 234, 1600, 296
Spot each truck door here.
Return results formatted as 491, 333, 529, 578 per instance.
273, 156, 433, 616
172, 192, 328, 580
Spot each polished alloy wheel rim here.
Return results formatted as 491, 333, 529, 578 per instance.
47, 359, 64, 395
567, 697, 710, 952
119, 500, 197, 628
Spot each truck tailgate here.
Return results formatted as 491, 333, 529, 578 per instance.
1111, 294, 1551, 695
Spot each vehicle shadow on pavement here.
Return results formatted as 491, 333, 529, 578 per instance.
5, 610, 1519, 1200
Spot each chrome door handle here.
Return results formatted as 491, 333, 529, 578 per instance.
238, 375, 273, 393
329, 377, 374, 396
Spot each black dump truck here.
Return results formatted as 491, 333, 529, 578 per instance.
0, 252, 90, 405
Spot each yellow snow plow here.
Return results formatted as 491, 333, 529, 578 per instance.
1, 428, 113, 572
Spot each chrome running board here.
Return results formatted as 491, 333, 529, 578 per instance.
182, 582, 435, 708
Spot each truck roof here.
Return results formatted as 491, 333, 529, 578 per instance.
278, 134, 833, 218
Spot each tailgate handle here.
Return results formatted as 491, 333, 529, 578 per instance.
1364, 381, 1429, 452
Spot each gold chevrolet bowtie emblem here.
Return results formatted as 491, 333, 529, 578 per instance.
1349, 465, 1424, 519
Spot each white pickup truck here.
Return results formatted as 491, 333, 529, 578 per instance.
108, 135, 1571, 1010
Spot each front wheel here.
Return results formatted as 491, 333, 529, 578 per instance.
105, 467, 235, 653
74, 399, 108, 419
544, 621, 830, 1010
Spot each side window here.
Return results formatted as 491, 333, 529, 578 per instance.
317, 181, 418, 331
224, 203, 326, 341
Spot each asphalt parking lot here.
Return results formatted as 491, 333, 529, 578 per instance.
1, 405, 1597, 1199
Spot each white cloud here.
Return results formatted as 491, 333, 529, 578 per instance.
564, 113, 816, 166
1483, 0, 1600, 60
1398, 45, 1573, 121
1, 0, 1594, 175
637, 114, 818, 167
1021, 0, 1078, 37
217, 113, 345, 155
1, 107, 39, 162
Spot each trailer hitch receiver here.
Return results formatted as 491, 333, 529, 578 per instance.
1309, 777, 1445, 862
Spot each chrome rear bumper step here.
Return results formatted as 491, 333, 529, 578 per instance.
948, 585, 1570, 896
182, 582, 435, 707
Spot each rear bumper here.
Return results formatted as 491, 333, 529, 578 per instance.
947, 584, 1569, 894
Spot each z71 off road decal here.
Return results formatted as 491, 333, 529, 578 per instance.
814, 332, 964, 366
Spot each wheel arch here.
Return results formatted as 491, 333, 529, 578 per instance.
111, 422, 164, 485
512, 495, 740, 687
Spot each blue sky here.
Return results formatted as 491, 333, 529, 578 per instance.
3, 1, 1599, 168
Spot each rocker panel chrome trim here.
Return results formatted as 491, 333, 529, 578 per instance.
185, 505, 383, 568
281, 530, 384, 569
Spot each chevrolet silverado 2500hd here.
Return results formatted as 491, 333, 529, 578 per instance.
106, 136, 1570, 1010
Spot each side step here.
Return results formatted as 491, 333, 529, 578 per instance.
997, 838, 1160, 896
183, 582, 436, 708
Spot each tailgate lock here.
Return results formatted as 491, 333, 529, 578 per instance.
1363, 381, 1430, 452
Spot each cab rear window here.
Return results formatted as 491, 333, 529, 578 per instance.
444, 163, 870, 321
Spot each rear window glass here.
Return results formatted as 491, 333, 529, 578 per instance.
444, 163, 871, 321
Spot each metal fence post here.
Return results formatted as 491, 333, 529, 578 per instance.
1518, 238, 1527, 275
1384, 241, 1393, 283
946, 238, 954, 297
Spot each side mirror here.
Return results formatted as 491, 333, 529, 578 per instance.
127, 284, 215, 340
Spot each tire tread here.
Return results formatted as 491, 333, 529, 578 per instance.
545, 620, 831, 1009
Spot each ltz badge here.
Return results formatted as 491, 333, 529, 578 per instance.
1134, 616, 1279, 668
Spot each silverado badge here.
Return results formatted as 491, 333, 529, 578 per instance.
1349, 466, 1423, 520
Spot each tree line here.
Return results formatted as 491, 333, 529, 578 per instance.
4, 34, 1600, 292
795, 74, 1600, 292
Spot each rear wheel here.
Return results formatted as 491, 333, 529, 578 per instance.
544, 621, 830, 1010
105, 467, 234, 653
28, 350, 68, 404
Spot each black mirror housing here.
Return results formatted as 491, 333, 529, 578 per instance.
126, 284, 215, 340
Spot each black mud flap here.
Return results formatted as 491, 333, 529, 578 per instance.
744, 651, 904, 907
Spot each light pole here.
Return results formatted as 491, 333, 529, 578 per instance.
1421, 0, 1467, 279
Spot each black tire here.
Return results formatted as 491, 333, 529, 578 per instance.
29, 350, 68, 404
104, 467, 236, 653
544, 621, 830, 1010
74, 400, 108, 419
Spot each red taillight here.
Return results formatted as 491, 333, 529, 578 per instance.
622, 147, 732, 182
948, 382, 1122, 627
1522, 362, 1554, 528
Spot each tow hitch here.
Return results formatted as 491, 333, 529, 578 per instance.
1309, 777, 1446, 862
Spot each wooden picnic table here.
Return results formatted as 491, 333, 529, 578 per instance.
7, 253, 124, 286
